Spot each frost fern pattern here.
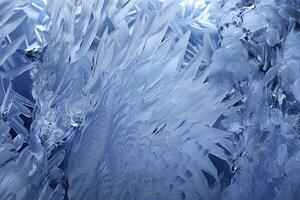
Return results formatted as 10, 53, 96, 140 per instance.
0, 0, 300, 200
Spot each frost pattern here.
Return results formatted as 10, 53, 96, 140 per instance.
0, 0, 300, 199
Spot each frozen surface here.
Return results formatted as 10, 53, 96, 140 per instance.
0, 0, 300, 199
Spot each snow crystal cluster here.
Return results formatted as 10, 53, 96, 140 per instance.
0, 0, 300, 199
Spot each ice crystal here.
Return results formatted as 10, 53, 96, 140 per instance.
0, 0, 300, 199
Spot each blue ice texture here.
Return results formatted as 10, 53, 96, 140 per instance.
0, 0, 300, 199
